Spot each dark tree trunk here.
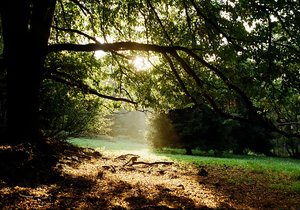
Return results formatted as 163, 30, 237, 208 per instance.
185, 147, 193, 155
0, 0, 56, 144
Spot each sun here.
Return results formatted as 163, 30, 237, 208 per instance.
94, 50, 107, 59
132, 56, 154, 71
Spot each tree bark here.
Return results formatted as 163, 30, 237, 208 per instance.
0, 0, 56, 143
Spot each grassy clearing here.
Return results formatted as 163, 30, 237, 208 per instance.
68, 136, 151, 157
68, 137, 300, 193
68, 136, 149, 151
155, 148, 300, 193
155, 148, 300, 174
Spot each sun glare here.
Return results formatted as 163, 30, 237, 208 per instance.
94, 36, 116, 59
132, 56, 156, 71
95, 50, 107, 59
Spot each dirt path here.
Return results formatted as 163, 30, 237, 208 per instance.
0, 146, 299, 209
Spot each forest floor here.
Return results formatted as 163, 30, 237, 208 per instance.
0, 141, 299, 210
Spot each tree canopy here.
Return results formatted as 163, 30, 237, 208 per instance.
0, 0, 299, 147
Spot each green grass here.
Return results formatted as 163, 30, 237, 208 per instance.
155, 149, 300, 193
68, 136, 150, 153
68, 137, 300, 193
154, 147, 299, 173
159, 150, 299, 174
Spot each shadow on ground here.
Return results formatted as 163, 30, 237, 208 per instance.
0, 141, 299, 210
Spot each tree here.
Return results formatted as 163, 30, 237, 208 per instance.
40, 79, 112, 139
1, 1, 55, 143
230, 121, 274, 155
0, 0, 299, 155
166, 106, 232, 155
148, 106, 274, 156
146, 112, 180, 149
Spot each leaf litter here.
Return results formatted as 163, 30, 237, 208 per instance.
0, 143, 299, 210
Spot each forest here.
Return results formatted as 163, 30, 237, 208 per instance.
0, 0, 300, 209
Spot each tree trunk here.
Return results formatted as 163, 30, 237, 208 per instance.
185, 147, 193, 155
0, 0, 56, 144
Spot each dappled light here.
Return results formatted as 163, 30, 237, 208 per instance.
0, 145, 238, 209
1, 0, 300, 209
94, 50, 107, 59
60, 152, 223, 209
1, 139, 300, 209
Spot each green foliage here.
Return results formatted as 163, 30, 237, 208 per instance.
147, 106, 275, 156
40, 79, 111, 139
146, 106, 229, 154
2, 0, 299, 149
146, 112, 180, 149
42, 49, 123, 139
230, 122, 274, 155
47, 0, 300, 140
168, 106, 232, 154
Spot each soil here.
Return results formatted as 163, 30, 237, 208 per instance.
0, 141, 299, 210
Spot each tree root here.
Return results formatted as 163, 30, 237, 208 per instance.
127, 161, 173, 166
123, 156, 173, 167
115, 154, 140, 160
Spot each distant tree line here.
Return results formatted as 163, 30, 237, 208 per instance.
147, 105, 298, 157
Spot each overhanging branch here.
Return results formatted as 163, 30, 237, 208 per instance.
178, 48, 260, 118
47, 42, 174, 54
46, 41, 300, 138
50, 25, 100, 43
46, 75, 137, 104
163, 53, 198, 105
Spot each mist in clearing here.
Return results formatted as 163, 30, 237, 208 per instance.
69, 110, 153, 156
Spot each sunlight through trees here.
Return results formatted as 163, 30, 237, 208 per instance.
0, 0, 299, 156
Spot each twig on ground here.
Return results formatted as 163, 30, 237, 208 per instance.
19, 193, 34, 199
